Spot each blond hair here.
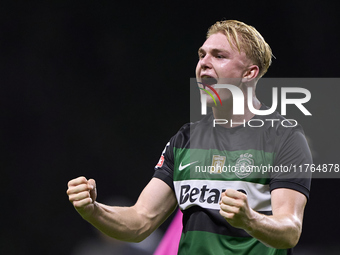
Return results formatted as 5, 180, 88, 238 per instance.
207, 20, 272, 78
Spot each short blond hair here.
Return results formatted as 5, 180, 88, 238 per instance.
207, 20, 272, 78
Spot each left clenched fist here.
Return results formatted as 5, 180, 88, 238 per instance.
219, 189, 254, 230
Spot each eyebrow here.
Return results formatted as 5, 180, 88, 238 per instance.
198, 47, 230, 55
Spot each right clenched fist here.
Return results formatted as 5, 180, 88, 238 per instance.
67, 176, 97, 219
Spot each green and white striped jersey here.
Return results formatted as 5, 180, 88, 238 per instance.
154, 105, 312, 255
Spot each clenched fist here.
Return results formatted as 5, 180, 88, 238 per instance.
219, 189, 254, 231
67, 176, 97, 219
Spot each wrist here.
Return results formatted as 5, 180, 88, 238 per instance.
244, 209, 261, 234
78, 201, 99, 222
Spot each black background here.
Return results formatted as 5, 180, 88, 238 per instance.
1, 1, 339, 254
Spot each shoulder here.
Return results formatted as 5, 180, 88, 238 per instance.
259, 104, 307, 145
170, 112, 213, 148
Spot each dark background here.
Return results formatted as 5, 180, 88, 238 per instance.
1, 1, 339, 254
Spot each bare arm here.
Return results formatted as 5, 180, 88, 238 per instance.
67, 176, 177, 242
219, 188, 307, 249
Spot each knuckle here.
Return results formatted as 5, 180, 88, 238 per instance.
74, 200, 85, 208
80, 176, 87, 181
66, 187, 76, 195
66, 187, 75, 196
69, 194, 77, 202
240, 193, 247, 200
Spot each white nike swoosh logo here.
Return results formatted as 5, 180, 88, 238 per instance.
179, 161, 198, 171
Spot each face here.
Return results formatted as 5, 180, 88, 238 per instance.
195, 32, 253, 106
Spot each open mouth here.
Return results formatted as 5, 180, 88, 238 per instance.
201, 76, 217, 88
197, 76, 223, 106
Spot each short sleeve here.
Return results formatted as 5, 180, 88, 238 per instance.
153, 123, 191, 191
153, 139, 175, 190
270, 126, 312, 199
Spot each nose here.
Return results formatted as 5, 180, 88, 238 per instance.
199, 54, 212, 70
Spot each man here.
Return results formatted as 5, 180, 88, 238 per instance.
67, 20, 312, 254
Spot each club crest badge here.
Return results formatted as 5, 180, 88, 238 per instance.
235, 153, 254, 179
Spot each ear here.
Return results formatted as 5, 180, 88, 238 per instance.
241, 65, 259, 82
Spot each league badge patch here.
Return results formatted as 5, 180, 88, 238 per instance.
210, 155, 226, 174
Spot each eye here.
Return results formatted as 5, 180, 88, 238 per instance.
216, 55, 225, 59
198, 53, 205, 59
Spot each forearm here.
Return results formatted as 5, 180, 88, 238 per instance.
220, 188, 306, 249
84, 202, 155, 242
246, 211, 302, 249
68, 177, 177, 242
